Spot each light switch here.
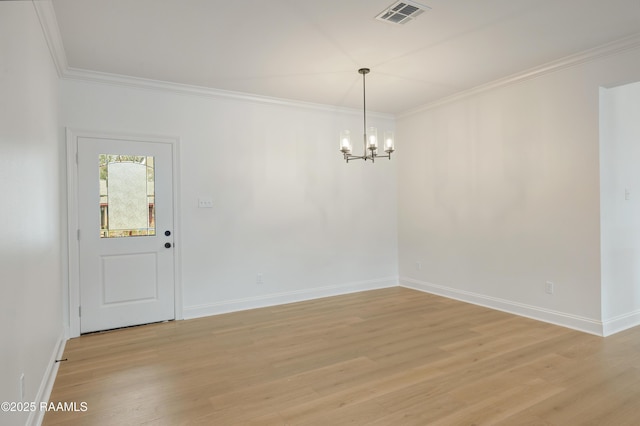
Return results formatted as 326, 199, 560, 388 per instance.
198, 197, 214, 208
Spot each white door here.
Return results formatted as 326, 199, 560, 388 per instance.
77, 136, 175, 333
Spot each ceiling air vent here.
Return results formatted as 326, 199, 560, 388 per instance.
376, 0, 430, 25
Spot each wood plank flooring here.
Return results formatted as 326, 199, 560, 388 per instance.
44, 287, 640, 425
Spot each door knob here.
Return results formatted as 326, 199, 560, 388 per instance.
164, 242, 172, 248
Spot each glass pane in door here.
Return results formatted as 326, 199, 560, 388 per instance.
99, 154, 155, 238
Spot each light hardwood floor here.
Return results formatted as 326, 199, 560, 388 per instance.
44, 287, 640, 425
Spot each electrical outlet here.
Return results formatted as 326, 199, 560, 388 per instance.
416, 261, 422, 270
257, 273, 263, 285
545, 281, 554, 295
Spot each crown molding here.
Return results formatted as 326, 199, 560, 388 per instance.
61, 67, 394, 119
32, 0, 68, 77
399, 32, 640, 119
31, 0, 391, 119
33, 0, 639, 121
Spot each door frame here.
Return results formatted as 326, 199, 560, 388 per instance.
66, 128, 182, 338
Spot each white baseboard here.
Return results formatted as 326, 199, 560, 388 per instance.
183, 277, 398, 320
28, 332, 67, 426
400, 277, 604, 336
602, 309, 640, 337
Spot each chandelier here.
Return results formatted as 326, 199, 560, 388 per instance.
340, 68, 395, 163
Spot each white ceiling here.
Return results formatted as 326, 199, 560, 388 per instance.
51, 0, 640, 114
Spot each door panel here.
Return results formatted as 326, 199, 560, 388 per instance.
78, 136, 175, 333
102, 252, 158, 303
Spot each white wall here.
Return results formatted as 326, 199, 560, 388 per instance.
600, 81, 640, 334
0, 2, 64, 425
59, 79, 398, 320
397, 45, 640, 334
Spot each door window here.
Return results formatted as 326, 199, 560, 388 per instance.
99, 154, 155, 238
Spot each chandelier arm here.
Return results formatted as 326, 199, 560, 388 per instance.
344, 153, 366, 161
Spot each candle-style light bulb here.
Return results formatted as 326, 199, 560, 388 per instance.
384, 131, 395, 153
367, 127, 378, 151
340, 130, 352, 154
